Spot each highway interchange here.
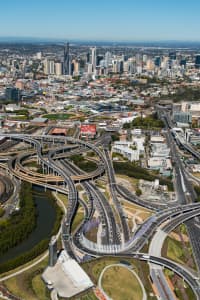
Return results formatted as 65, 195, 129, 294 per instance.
1, 112, 200, 299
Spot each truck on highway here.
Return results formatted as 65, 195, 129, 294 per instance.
142, 255, 150, 259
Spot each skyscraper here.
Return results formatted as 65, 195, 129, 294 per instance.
64, 42, 71, 75
154, 56, 161, 67
105, 51, 112, 68
55, 62, 63, 76
44, 59, 55, 75
195, 55, 200, 69
91, 47, 96, 74
5, 87, 21, 102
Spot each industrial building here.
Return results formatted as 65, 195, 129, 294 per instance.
42, 250, 93, 299
112, 141, 140, 162
173, 112, 192, 125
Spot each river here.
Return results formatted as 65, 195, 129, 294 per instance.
0, 186, 56, 264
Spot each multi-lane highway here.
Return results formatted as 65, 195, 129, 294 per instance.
1, 131, 200, 299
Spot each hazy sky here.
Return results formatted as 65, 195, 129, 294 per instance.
1, 0, 200, 41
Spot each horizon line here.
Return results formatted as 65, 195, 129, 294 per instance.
0, 36, 200, 44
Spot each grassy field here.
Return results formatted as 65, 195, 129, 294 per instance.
166, 238, 185, 264
116, 174, 139, 190
69, 290, 98, 300
192, 172, 200, 178
82, 256, 155, 299
4, 258, 50, 300
102, 265, 143, 300
121, 200, 152, 218
164, 269, 196, 300
55, 192, 68, 206
59, 289, 98, 300
162, 234, 196, 270
85, 224, 98, 243
71, 206, 84, 233
43, 113, 73, 120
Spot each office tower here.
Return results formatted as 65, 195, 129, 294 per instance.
55, 62, 63, 76
43, 59, 48, 74
96, 55, 103, 66
169, 52, 176, 60
86, 52, 90, 63
64, 42, 71, 75
36, 52, 42, 59
123, 61, 129, 73
105, 51, 112, 67
154, 56, 161, 67
5, 87, 21, 102
195, 55, 200, 69
49, 61, 55, 74
44, 59, 55, 75
49, 236, 57, 267
173, 112, 192, 124
161, 56, 169, 69
119, 60, 124, 73
73, 60, 80, 75
135, 53, 141, 65
91, 47, 96, 73
146, 59, 155, 71
87, 63, 93, 74
180, 59, 187, 67
112, 60, 122, 73
142, 54, 148, 63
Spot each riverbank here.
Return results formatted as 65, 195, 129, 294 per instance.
0, 184, 63, 274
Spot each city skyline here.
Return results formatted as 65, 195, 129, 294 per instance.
1, 21, 200, 299
1, 0, 200, 41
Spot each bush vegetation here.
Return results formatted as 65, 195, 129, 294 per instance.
123, 113, 164, 129
0, 182, 37, 257
114, 161, 174, 191
0, 183, 63, 274
70, 154, 97, 172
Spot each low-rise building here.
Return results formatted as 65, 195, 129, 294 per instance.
148, 134, 172, 176
132, 136, 145, 154
185, 128, 200, 145
112, 141, 140, 161
42, 250, 93, 299
31, 117, 48, 126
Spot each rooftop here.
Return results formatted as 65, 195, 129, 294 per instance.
42, 251, 93, 298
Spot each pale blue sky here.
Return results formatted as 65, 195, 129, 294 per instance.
0, 0, 200, 41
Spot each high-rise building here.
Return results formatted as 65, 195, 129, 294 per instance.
123, 61, 129, 73
96, 55, 103, 66
146, 59, 155, 71
44, 59, 55, 75
180, 59, 187, 67
64, 42, 71, 75
90, 47, 96, 73
49, 61, 55, 74
169, 52, 176, 60
112, 60, 122, 73
154, 56, 161, 67
72, 60, 80, 75
49, 236, 57, 267
55, 62, 63, 76
5, 87, 21, 102
87, 63, 93, 74
195, 55, 200, 69
36, 52, 42, 60
136, 53, 141, 66
142, 54, 148, 63
86, 52, 90, 63
105, 51, 112, 67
